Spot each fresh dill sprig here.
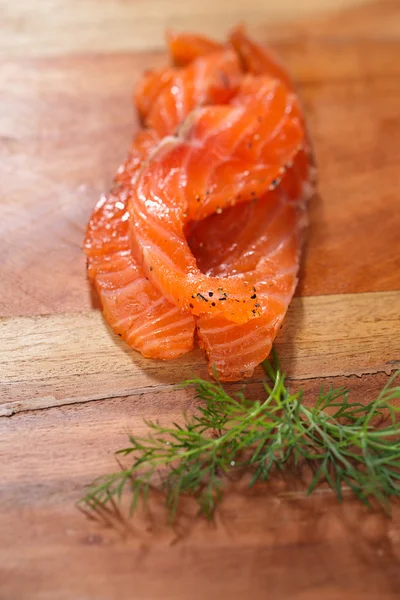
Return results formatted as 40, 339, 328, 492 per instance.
80, 352, 400, 520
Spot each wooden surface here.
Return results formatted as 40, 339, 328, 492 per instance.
1, 0, 400, 598
1, 291, 400, 416
2, 19, 400, 317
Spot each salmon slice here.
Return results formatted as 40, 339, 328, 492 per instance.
129, 75, 305, 323
229, 25, 294, 91
167, 31, 223, 66
84, 28, 315, 378
188, 149, 310, 276
230, 26, 317, 182
144, 48, 242, 137
183, 33, 314, 378
84, 130, 196, 360
135, 67, 178, 123
188, 162, 308, 380
135, 36, 228, 123
85, 130, 157, 271
85, 39, 243, 359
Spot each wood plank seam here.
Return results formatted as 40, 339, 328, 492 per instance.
1, 369, 399, 419
1, 291, 399, 417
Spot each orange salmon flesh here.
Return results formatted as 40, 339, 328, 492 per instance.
84, 27, 316, 381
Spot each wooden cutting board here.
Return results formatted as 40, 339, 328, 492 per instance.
1, 1, 400, 598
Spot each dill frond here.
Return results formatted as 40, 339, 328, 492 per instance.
80, 351, 400, 520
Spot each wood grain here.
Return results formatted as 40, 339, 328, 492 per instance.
299, 75, 400, 296
1, 291, 399, 416
2, 1, 400, 599
1, 0, 372, 58
271, 0, 400, 41
1, 373, 400, 600
2, 11, 400, 316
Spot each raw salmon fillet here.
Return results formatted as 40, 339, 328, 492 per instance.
190, 166, 308, 379
167, 31, 223, 66
84, 131, 196, 360
138, 49, 242, 137
129, 76, 305, 322
85, 46, 242, 359
84, 29, 316, 380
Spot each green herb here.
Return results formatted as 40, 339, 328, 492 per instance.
80, 352, 400, 521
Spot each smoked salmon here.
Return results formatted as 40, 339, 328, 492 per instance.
129, 76, 305, 322
189, 168, 308, 380
84, 130, 196, 360
167, 31, 223, 66
142, 49, 242, 137
84, 28, 316, 380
